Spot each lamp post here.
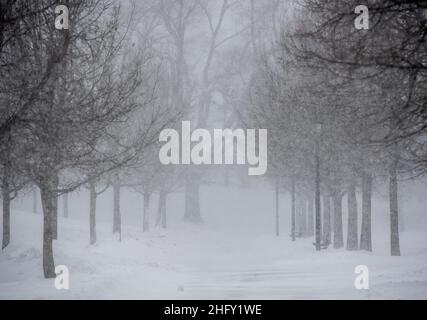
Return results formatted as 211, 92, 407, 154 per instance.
291, 176, 296, 241
314, 123, 322, 251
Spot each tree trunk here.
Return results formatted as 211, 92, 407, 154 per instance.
291, 177, 296, 241
2, 172, 11, 250
143, 192, 150, 232
322, 195, 331, 247
275, 177, 279, 237
156, 190, 167, 229
299, 199, 307, 237
33, 188, 38, 214
360, 172, 372, 251
1, 131, 12, 250
184, 171, 202, 223
389, 157, 401, 256
330, 195, 334, 235
51, 174, 59, 240
63, 192, 68, 218
40, 179, 56, 278
398, 193, 405, 232
112, 175, 121, 240
89, 180, 97, 245
333, 192, 344, 248
314, 139, 321, 250
307, 198, 314, 236
346, 182, 358, 250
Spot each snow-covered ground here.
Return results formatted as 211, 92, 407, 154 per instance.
1, 210, 427, 299
1, 183, 427, 299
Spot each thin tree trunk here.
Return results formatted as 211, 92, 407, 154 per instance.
63, 192, 68, 218
360, 172, 372, 251
51, 174, 59, 240
161, 193, 167, 229
184, 171, 202, 223
143, 192, 150, 232
89, 180, 97, 245
333, 192, 344, 249
156, 194, 161, 227
291, 177, 296, 241
389, 157, 401, 256
40, 179, 56, 278
156, 190, 167, 229
275, 177, 279, 237
112, 175, 121, 240
314, 139, 321, 250
300, 199, 307, 237
2, 172, 11, 250
398, 194, 405, 232
346, 181, 358, 250
330, 195, 334, 236
307, 198, 314, 236
33, 188, 38, 214
322, 195, 331, 247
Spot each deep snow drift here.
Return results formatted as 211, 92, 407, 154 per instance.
1, 183, 427, 299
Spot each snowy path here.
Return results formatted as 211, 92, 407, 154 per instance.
1, 210, 427, 299
177, 234, 427, 299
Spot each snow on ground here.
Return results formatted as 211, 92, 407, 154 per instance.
1, 207, 427, 299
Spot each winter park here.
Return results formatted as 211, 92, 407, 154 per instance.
1, 1, 427, 300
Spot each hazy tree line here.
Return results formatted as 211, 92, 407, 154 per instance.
244, 0, 426, 256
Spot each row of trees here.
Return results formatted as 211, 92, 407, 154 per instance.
245, 0, 426, 256
0, 0, 185, 277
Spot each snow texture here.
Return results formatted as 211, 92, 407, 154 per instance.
1, 184, 427, 300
